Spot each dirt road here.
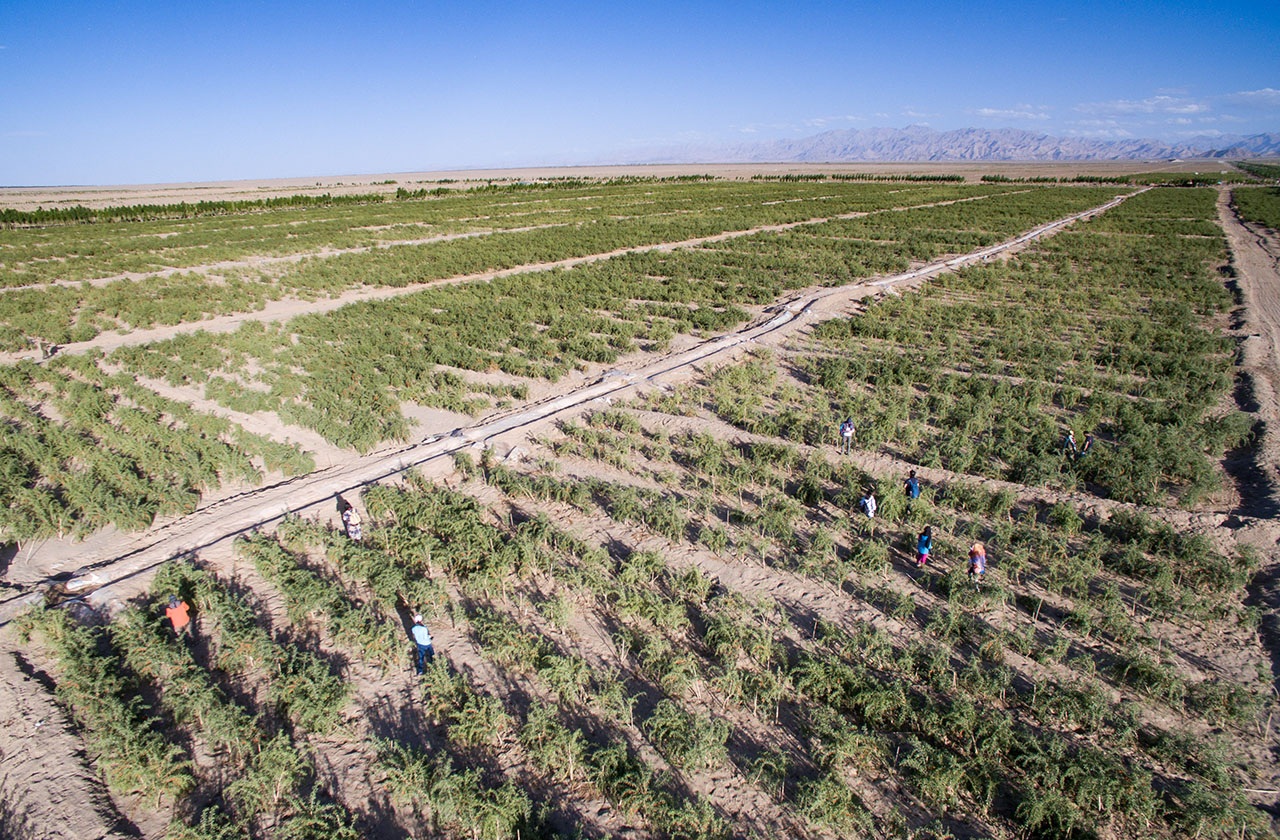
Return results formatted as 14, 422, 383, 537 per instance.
1220, 187, 1280, 504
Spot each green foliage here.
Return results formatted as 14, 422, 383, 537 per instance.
18, 607, 193, 804
376, 740, 534, 840
642, 699, 730, 770
798, 772, 875, 835
0, 359, 311, 542
1234, 185, 1280, 230
714, 187, 1242, 507
154, 560, 349, 734
236, 530, 402, 667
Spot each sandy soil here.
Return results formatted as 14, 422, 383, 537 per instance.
0, 160, 1233, 211
0, 643, 134, 840
1220, 187, 1280, 510
1217, 189, 1280, 821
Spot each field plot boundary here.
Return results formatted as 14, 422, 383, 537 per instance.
0, 222, 574, 294
0, 189, 1032, 364
0, 189, 1138, 624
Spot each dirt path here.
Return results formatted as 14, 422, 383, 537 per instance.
1219, 189, 1280, 787
0, 190, 1029, 365
0, 191, 1136, 623
1220, 187, 1280, 517
0, 642, 135, 840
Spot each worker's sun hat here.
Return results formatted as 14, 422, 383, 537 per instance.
413, 614, 424, 623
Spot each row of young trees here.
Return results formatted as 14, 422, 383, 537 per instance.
481, 398, 1267, 836
693, 187, 1249, 506
1233, 185, 1280, 230
21, 422, 1266, 839
0, 192, 387, 228
104, 186, 1121, 454
19, 576, 360, 840
0, 180, 1021, 349
0, 178, 991, 292
0, 352, 312, 542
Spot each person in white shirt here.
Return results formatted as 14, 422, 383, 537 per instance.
411, 614, 434, 673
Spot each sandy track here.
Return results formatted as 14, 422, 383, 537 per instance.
1221, 187, 1280, 494
0, 648, 133, 840
0, 190, 1024, 365
1218, 189, 1280, 790
0, 191, 1135, 624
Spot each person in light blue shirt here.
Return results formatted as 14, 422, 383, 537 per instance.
411, 614, 434, 673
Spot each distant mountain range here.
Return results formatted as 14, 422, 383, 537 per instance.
619, 126, 1280, 164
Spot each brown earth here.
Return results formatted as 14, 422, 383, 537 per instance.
0, 642, 135, 840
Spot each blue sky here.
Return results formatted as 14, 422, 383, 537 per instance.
1, 0, 1277, 184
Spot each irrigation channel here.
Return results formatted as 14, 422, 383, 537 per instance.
0, 189, 1141, 625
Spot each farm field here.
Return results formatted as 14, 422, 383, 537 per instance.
1, 172, 1279, 840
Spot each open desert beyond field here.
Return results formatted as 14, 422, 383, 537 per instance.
2, 168, 1280, 840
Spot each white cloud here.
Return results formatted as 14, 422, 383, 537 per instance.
901, 108, 938, 118
1167, 117, 1193, 125
1075, 94, 1207, 116
729, 120, 800, 136
803, 115, 864, 128
974, 105, 1051, 120
1223, 88, 1280, 110
1065, 126, 1135, 139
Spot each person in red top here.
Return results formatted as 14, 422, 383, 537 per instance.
165, 595, 192, 638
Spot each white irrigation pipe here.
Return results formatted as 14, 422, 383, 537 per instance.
0, 189, 1143, 625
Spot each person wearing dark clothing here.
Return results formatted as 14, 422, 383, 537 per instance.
904, 470, 920, 503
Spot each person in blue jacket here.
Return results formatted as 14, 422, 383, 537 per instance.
916, 526, 933, 569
